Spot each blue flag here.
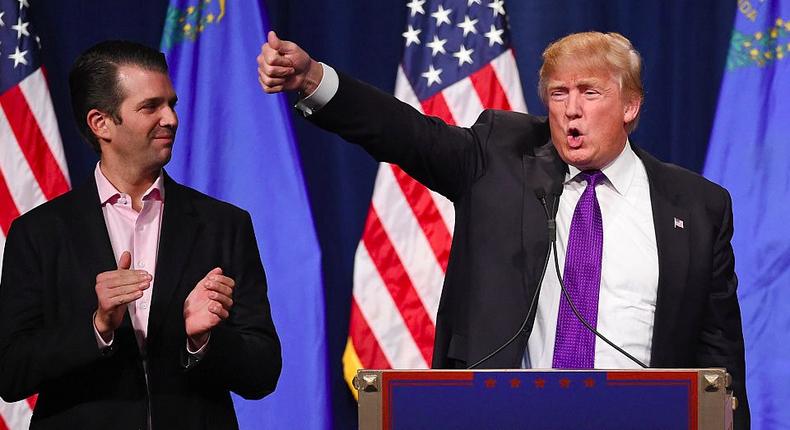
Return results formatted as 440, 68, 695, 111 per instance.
705, 3, 790, 428
160, 1, 329, 429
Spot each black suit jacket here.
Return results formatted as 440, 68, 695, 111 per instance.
309, 73, 749, 426
0, 173, 281, 429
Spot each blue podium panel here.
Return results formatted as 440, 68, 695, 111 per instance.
356, 370, 732, 430
385, 371, 694, 429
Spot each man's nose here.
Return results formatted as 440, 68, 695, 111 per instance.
564, 92, 582, 119
161, 106, 178, 128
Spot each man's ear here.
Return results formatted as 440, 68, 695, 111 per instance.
624, 96, 642, 124
87, 109, 113, 142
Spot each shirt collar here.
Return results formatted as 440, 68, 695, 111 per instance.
94, 162, 166, 205
565, 139, 637, 196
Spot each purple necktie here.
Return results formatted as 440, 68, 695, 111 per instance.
552, 170, 605, 369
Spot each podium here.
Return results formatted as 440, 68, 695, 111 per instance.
354, 369, 734, 429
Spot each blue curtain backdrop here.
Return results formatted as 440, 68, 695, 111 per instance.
705, 2, 790, 429
158, 1, 329, 429
28, 1, 784, 429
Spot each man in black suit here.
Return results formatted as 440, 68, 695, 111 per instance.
0, 41, 281, 429
258, 31, 749, 427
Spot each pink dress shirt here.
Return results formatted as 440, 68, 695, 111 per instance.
94, 163, 164, 349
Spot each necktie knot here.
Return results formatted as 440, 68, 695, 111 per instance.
581, 170, 605, 187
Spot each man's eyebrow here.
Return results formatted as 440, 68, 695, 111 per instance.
135, 96, 178, 108
546, 81, 567, 90
575, 78, 604, 87
135, 97, 164, 108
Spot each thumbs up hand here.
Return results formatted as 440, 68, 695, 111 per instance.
257, 30, 323, 95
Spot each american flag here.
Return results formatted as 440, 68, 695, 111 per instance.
342, 0, 526, 391
0, 0, 69, 427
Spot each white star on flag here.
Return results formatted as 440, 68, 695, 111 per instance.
457, 15, 478, 36
487, 0, 505, 17
431, 4, 452, 27
421, 64, 443, 86
343, 0, 530, 407
426, 35, 448, 57
18, 0, 30, 10
406, 0, 426, 17
8, 45, 28, 68
11, 17, 29, 39
452, 45, 474, 66
402, 25, 422, 46
484, 24, 504, 46
0, 11, 5, 26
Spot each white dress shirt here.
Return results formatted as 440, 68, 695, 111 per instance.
526, 142, 659, 369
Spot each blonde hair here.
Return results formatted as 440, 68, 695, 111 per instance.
539, 32, 643, 133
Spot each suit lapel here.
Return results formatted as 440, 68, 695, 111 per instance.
528, 141, 567, 207
519, 140, 566, 351
147, 173, 201, 341
64, 175, 118, 281
63, 175, 138, 334
634, 147, 690, 365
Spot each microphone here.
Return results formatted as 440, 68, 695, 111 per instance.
539, 194, 648, 369
538, 190, 557, 243
467, 188, 556, 369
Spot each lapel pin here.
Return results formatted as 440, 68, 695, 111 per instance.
674, 217, 685, 229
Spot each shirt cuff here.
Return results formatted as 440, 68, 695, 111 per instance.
93, 313, 114, 349
186, 333, 210, 359
294, 62, 339, 117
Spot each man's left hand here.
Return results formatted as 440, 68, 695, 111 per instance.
184, 267, 235, 350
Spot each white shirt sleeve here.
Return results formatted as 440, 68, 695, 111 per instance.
186, 334, 210, 359
294, 62, 339, 117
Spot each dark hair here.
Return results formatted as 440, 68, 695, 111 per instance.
68, 40, 168, 153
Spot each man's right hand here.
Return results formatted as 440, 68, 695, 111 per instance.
93, 251, 151, 341
257, 30, 323, 95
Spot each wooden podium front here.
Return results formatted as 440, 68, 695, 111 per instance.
354, 369, 734, 429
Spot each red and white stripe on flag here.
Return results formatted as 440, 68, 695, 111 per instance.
0, 65, 71, 272
0, 3, 71, 425
0, 66, 69, 429
342, 0, 526, 394
0, 396, 37, 430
